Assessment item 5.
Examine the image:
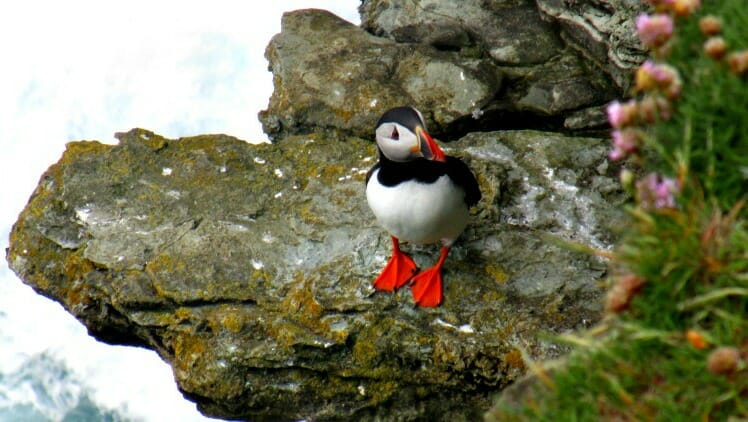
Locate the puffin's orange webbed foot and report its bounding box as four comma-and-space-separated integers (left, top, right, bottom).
373, 237, 418, 291
410, 267, 443, 307
409, 246, 449, 307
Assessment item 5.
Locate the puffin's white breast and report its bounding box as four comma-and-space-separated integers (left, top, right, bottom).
366, 169, 469, 246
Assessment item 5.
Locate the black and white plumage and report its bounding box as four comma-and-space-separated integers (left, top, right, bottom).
365, 106, 481, 307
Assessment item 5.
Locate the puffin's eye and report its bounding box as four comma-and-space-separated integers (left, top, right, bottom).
390, 127, 399, 141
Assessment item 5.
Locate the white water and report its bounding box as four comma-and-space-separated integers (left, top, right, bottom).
0, 2, 359, 420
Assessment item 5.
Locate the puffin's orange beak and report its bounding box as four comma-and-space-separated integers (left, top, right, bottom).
414, 126, 446, 162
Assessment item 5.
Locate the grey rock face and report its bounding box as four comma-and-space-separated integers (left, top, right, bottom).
536, 0, 647, 91
362, 0, 647, 91
8, 128, 624, 420
259, 9, 502, 141
261, 4, 645, 141
360, 0, 562, 65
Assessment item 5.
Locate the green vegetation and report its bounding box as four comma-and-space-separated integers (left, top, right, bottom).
490, 0, 747, 419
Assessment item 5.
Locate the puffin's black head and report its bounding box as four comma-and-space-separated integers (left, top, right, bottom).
375, 106, 446, 163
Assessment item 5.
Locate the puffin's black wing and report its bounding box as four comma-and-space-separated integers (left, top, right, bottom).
445, 156, 481, 207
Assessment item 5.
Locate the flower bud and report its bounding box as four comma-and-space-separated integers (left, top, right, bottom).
605, 283, 630, 313
619, 169, 635, 189
704, 37, 727, 61
728, 50, 748, 75
707, 347, 740, 375
605, 274, 646, 313
672, 0, 700, 17
618, 274, 647, 293
699, 16, 722, 36
686, 329, 708, 350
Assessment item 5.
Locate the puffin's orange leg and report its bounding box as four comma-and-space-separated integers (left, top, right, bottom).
410, 246, 449, 307
373, 237, 418, 291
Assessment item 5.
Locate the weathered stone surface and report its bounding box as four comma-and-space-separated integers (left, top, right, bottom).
360, 0, 562, 65
259, 9, 502, 141
261, 3, 644, 140
536, 0, 647, 92
362, 0, 647, 92
8, 128, 624, 420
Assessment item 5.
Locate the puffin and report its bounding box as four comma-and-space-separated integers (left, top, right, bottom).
366, 106, 481, 307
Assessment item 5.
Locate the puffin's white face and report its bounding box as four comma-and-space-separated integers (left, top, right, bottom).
374, 106, 446, 163
375, 122, 421, 162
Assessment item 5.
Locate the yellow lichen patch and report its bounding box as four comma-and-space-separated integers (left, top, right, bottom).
62, 253, 96, 308
355, 379, 400, 405
318, 164, 347, 185
63, 140, 109, 158
485, 264, 509, 284
147, 311, 182, 327
250, 268, 272, 283
65, 284, 90, 310
481, 291, 504, 302
63, 253, 94, 280
175, 307, 193, 323
281, 274, 324, 320
352, 338, 378, 367
352, 319, 395, 366
173, 332, 207, 373
145, 253, 188, 298
298, 203, 325, 225
136, 130, 167, 151
221, 310, 244, 333
502, 348, 526, 372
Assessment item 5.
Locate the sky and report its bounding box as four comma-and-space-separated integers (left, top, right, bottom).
0, 1, 360, 420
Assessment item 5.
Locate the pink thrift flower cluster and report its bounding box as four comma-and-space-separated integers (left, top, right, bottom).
636, 14, 674, 49
609, 129, 639, 161
636, 60, 682, 99
606, 100, 637, 129
636, 174, 680, 210
606, 0, 701, 206
606, 99, 643, 161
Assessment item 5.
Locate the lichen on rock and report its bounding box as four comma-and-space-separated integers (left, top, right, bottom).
7, 127, 623, 420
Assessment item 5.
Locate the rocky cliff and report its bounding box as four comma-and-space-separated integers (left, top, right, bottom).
261, 3, 645, 140
7, 2, 642, 420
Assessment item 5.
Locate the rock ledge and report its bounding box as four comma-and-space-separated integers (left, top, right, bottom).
7, 129, 623, 420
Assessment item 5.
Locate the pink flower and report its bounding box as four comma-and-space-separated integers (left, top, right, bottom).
636, 174, 680, 210
647, 61, 677, 84
636, 61, 681, 99
637, 61, 678, 88
606, 100, 638, 129
636, 14, 674, 48
609, 129, 639, 161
